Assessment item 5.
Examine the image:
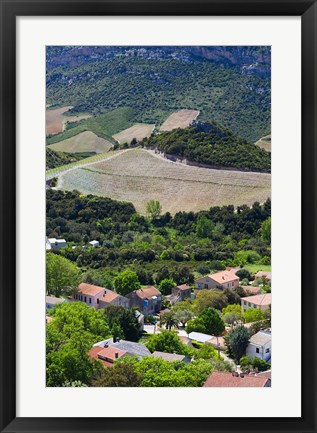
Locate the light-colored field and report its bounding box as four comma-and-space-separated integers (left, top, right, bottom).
255, 135, 271, 152
160, 109, 200, 131
46, 106, 91, 135
57, 148, 271, 214
48, 131, 113, 154
113, 124, 155, 144
46, 149, 127, 181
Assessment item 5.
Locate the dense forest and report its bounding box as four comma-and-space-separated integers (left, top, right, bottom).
142, 123, 271, 172
46, 46, 271, 142
46, 190, 271, 288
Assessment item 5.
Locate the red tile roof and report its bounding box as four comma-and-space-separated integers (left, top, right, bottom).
132, 287, 161, 299
241, 293, 272, 306
240, 286, 262, 295
209, 271, 239, 285
88, 347, 113, 367
203, 371, 269, 387
97, 346, 126, 361
101, 291, 120, 303
255, 271, 272, 280
78, 283, 105, 297
176, 284, 191, 291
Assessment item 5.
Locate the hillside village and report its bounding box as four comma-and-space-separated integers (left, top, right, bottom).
46, 263, 271, 387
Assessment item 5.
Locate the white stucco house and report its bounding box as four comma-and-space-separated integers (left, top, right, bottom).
246, 330, 271, 361
89, 240, 100, 248
47, 237, 67, 250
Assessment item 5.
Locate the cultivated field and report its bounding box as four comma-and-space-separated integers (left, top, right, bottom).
255, 135, 271, 152
46, 106, 91, 136
48, 131, 113, 154
57, 148, 271, 214
113, 124, 155, 144
160, 109, 200, 131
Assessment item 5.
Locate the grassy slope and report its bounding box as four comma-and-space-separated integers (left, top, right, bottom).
57, 148, 271, 214
48, 131, 113, 153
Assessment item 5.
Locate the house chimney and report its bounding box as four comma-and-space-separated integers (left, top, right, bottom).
115, 352, 119, 359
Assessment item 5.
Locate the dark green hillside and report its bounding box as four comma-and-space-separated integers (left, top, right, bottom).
46, 48, 270, 142
142, 124, 271, 173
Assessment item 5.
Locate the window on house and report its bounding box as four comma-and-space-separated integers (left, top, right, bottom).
266, 348, 270, 353
256, 348, 260, 353
89, 298, 91, 304
97, 299, 99, 304
84, 296, 86, 302
204, 284, 208, 289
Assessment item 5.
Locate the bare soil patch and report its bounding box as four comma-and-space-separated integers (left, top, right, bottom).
46, 106, 91, 136
160, 109, 200, 131
113, 124, 155, 144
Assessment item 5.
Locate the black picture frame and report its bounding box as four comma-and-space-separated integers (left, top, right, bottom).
0, 1, 316, 432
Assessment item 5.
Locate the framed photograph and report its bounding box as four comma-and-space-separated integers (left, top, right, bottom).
0, 0, 316, 432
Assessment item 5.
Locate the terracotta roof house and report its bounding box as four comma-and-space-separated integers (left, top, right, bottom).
74, 283, 107, 309
203, 371, 271, 387
171, 284, 192, 304
255, 271, 272, 281
98, 291, 130, 309
151, 351, 191, 363
241, 293, 272, 312
94, 338, 151, 358
74, 283, 128, 310
247, 330, 271, 361
88, 346, 127, 367
126, 287, 162, 315
195, 271, 239, 293
240, 286, 262, 296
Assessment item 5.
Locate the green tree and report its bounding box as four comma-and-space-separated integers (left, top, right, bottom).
146, 330, 189, 355
261, 217, 271, 243
46, 253, 81, 297
224, 326, 250, 362
174, 309, 194, 327
113, 269, 141, 296
196, 215, 214, 238
222, 304, 243, 326
94, 362, 144, 387
159, 311, 178, 330
185, 308, 225, 336
158, 278, 176, 295
199, 308, 225, 336
146, 200, 162, 219
194, 289, 227, 314
240, 355, 270, 372
104, 305, 140, 341
244, 308, 265, 323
